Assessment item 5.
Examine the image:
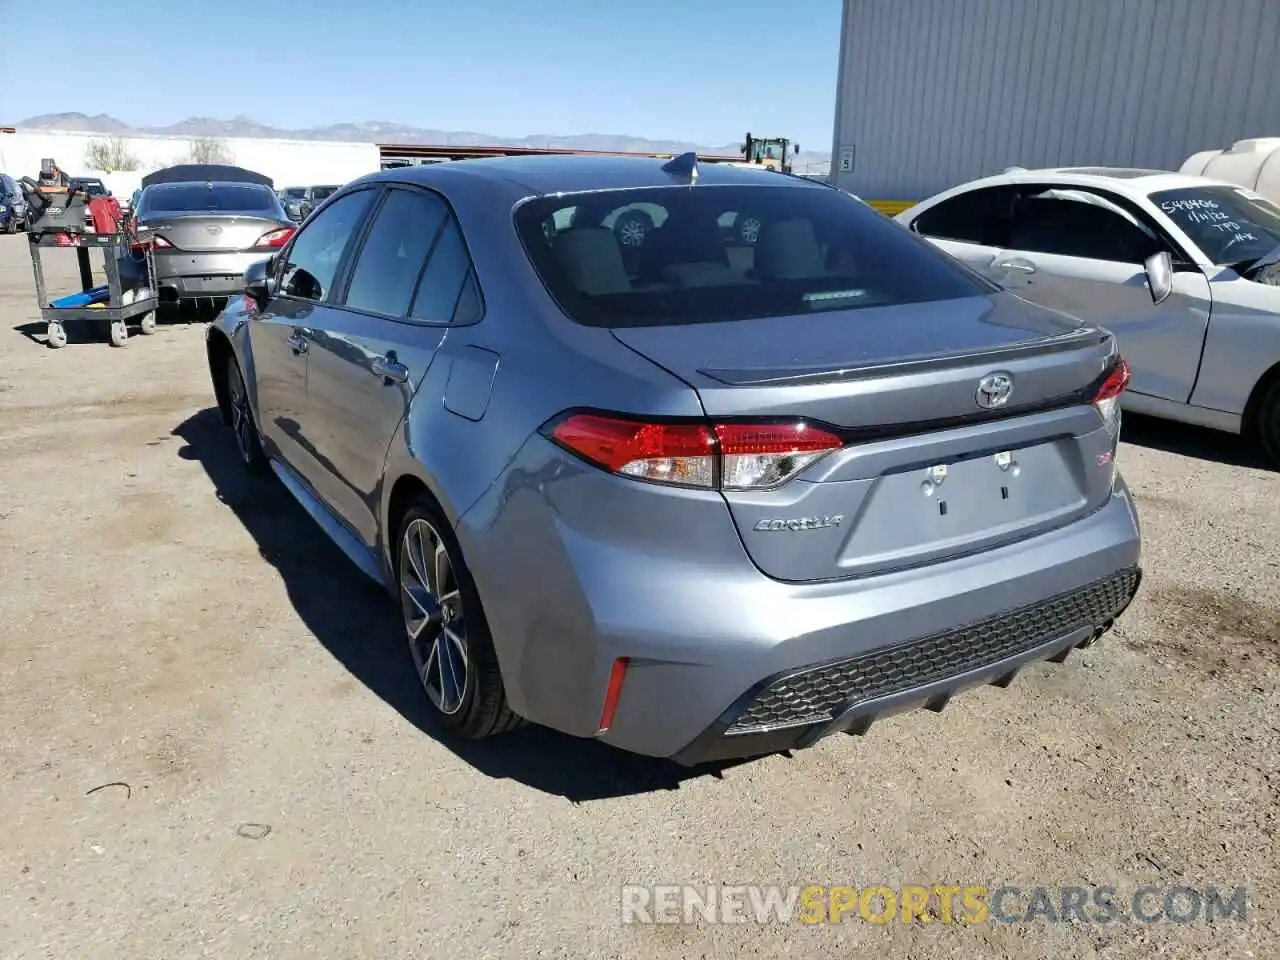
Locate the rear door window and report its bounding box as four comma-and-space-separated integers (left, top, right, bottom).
515, 183, 992, 327
343, 188, 447, 317
911, 186, 1017, 246
278, 189, 375, 302
409, 215, 482, 324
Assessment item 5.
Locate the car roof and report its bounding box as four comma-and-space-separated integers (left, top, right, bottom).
365, 154, 827, 197
956, 165, 1236, 197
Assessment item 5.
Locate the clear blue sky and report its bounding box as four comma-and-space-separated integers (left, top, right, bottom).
0, 0, 841, 150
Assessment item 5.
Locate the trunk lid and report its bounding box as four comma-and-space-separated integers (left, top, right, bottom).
611, 294, 1122, 582
141, 214, 285, 253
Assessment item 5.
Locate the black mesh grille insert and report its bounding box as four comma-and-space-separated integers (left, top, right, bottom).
727, 568, 1140, 735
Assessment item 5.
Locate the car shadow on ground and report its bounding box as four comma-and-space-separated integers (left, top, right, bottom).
1121, 412, 1271, 470
172, 407, 756, 801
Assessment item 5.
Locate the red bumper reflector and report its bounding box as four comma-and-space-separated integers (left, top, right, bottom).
597, 657, 630, 734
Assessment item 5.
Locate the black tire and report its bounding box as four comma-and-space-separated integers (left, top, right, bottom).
1257, 379, 1280, 467
397, 495, 520, 739
3, 216, 14, 234
225, 356, 267, 472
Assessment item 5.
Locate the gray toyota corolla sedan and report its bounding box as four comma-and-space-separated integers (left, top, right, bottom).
205, 154, 1142, 765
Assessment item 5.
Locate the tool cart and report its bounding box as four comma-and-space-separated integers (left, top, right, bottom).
22, 170, 158, 349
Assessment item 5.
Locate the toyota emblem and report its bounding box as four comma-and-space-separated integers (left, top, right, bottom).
206, 224, 222, 235
975, 372, 1014, 409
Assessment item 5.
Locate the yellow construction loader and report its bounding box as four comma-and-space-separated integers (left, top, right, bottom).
736, 133, 799, 173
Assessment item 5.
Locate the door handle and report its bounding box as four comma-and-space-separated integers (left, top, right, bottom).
370, 355, 409, 383
992, 257, 1037, 275
287, 330, 310, 354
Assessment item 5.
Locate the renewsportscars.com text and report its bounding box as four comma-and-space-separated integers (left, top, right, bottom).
620, 884, 1248, 925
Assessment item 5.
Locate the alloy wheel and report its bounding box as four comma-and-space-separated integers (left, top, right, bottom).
400, 518, 469, 716
617, 219, 648, 247
226, 363, 256, 464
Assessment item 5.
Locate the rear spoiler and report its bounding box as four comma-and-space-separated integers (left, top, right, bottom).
142, 164, 273, 188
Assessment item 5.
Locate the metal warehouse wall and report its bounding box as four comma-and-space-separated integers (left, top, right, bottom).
831, 0, 1280, 201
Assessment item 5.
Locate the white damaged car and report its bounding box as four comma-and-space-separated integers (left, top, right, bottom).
898, 167, 1280, 464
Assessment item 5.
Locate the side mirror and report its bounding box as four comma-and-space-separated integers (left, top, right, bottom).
1144, 250, 1173, 305
794, 143, 801, 154
243, 257, 272, 311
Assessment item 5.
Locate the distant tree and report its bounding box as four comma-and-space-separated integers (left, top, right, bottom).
183, 138, 235, 164
83, 137, 140, 173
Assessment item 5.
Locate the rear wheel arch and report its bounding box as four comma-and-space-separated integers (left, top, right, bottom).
386, 474, 432, 554
385, 474, 522, 737
207, 329, 234, 427
1243, 360, 1280, 462
383, 471, 459, 576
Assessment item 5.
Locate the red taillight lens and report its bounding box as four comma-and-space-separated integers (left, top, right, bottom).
1093, 357, 1131, 403
550, 413, 717, 487
1092, 357, 1130, 435
151, 234, 173, 248
254, 226, 295, 249
544, 412, 843, 489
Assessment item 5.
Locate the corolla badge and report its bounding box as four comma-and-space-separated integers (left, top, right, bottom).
754, 514, 844, 532
975, 371, 1014, 409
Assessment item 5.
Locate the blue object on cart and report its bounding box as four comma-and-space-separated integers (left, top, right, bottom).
49, 285, 110, 309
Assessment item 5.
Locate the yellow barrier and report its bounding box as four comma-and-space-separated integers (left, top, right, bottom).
867, 199, 916, 216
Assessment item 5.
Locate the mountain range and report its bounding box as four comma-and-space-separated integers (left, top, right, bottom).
12, 113, 833, 173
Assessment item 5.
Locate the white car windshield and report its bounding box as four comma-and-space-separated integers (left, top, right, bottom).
1152, 185, 1280, 266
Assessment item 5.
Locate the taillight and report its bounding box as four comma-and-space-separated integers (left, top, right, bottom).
542, 412, 844, 490
152, 235, 173, 248
1092, 357, 1131, 436
254, 226, 295, 249
548, 413, 717, 487
715, 421, 844, 490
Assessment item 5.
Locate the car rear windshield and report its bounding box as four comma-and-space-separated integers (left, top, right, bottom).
1151, 185, 1280, 265
282, 187, 307, 199
143, 182, 278, 214
514, 183, 993, 327
311, 186, 338, 199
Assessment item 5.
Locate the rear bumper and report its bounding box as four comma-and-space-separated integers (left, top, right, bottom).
463, 440, 1144, 764
153, 250, 264, 298
671, 565, 1140, 765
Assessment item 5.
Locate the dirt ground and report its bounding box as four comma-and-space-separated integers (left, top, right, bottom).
0, 234, 1276, 959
